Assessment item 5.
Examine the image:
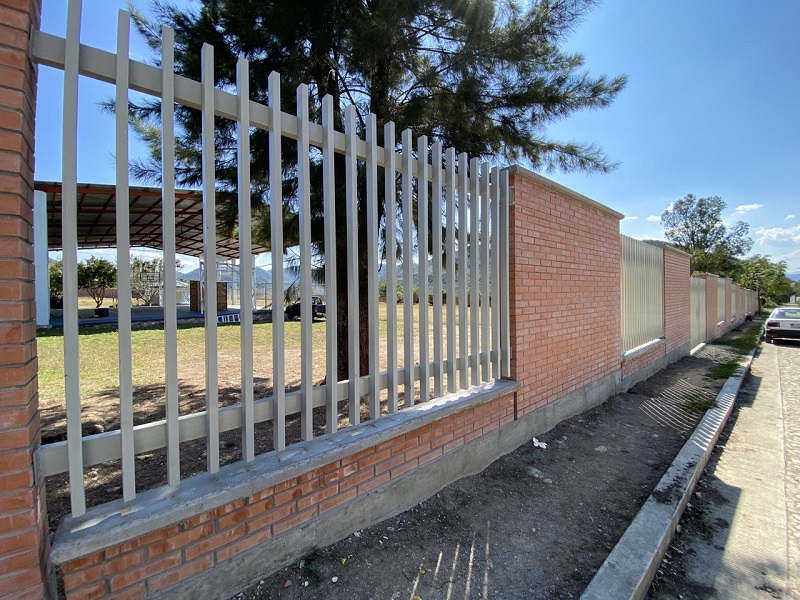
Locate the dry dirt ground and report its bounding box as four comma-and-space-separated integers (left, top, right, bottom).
224, 325, 758, 600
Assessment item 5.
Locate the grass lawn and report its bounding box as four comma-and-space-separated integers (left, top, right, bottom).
37, 302, 467, 438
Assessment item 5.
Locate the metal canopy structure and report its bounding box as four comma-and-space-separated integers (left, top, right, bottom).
36, 182, 269, 258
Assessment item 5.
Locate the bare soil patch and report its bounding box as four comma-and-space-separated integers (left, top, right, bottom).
225, 325, 758, 600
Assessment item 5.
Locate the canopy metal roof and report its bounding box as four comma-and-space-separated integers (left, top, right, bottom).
36, 182, 269, 259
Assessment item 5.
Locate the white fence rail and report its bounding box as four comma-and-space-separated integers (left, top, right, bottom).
32, 5, 511, 518
621, 236, 664, 352
690, 277, 706, 348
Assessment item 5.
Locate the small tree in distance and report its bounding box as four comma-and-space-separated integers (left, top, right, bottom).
77, 257, 117, 308
130, 257, 163, 306
736, 255, 794, 310
661, 194, 753, 275
49, 260, 63, 299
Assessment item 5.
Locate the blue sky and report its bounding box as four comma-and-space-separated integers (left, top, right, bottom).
34, 0, 800, 274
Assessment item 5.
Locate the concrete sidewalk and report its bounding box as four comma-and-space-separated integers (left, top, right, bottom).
686, 340, 794, 598
584, 335, 799, 600
661, 340, 793, 598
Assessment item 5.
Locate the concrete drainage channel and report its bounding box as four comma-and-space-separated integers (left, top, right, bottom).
580, 346, 757, 600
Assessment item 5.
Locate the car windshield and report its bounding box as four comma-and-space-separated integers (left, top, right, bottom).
772, 309, 800, 319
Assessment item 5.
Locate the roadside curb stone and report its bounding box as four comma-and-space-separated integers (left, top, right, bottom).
580, 344, 756, 600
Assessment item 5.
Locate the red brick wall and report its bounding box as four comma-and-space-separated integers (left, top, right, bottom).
58, 394, 515, 598
621, 342, 664, 380
0, 0, 48, 598
664, 248, 691, 354
507, 169, 622, 416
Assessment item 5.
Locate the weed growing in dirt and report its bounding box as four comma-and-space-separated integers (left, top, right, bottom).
707, 361, 740, 380
711, 325, 760, 354
680, 395, 717, 413
301, 548, 323, 585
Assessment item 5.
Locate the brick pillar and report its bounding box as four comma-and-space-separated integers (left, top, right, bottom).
506, 166, 622, 416
663, 247, 691, 354
0, 0, 49, 597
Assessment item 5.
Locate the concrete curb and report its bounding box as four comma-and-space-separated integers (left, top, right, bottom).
580, 346, 757, 600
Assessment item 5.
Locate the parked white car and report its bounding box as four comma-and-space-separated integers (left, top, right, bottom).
762, 306, 800, 343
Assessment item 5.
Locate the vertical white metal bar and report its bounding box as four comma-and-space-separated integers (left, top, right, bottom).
431, 142, 444, 398
457, 153, 469, 390
201, 44, 220, 472
237, 58, 255, 460
444, 148, 457, 393
500, 170, 511, 377
297, 83, 313, 441
417, 135, 429, 404
469, 157, 480, 386
479, 162, 490, 382
344, 105, 360, 424
268, 71, 286, 450
62, 0, 84, 517
322, 96, 338, 434
366, 113, 380, 419
490, 166, 501, 379
162, 27, 180, 486
622, 236, 629, 349
33, 191, 49, 327
402, 129, 415, 406
115, 10, 135, 502
384, 122, 398, 413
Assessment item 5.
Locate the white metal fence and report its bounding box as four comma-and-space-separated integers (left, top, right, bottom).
621, 236, 664, 352
690, 277, 706, 348
32, 4, 511, 518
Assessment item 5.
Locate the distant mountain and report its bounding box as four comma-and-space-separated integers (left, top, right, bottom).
788, 271, 800, 282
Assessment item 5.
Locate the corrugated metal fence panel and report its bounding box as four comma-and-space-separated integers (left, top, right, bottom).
717, 278, 726, 323
621, 235, 664, 352
690, 277, 706, 348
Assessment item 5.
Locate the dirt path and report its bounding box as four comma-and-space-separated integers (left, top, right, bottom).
228, 325, 758, 600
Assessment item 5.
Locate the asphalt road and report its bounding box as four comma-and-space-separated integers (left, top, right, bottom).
650, 337, 800, 600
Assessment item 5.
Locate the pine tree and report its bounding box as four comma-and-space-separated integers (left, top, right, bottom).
127, 0, 627, 379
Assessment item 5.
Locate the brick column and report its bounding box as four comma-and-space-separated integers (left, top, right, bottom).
0, 0, 48, 597
663, 247, 691, 354
507, 166, 622, 417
